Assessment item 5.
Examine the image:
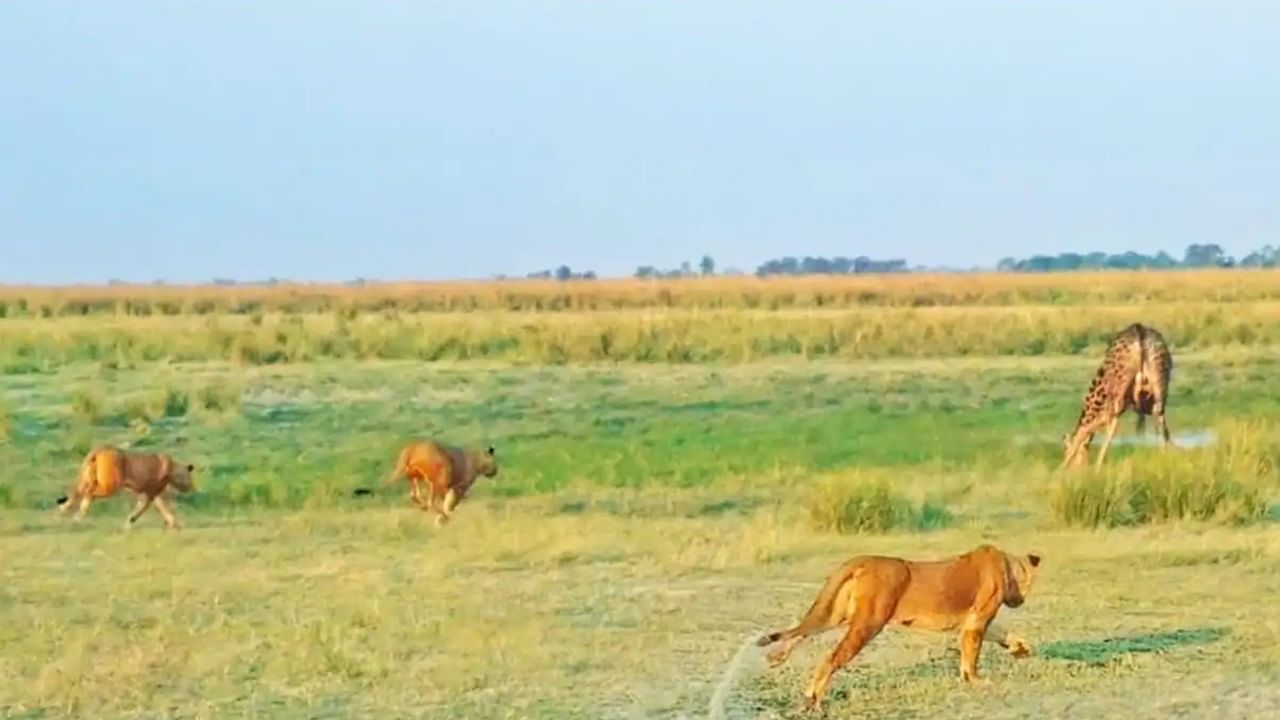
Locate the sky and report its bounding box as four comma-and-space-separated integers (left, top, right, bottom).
2, 2, 1278, 284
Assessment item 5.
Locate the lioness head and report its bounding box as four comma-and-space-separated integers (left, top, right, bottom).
471, 445, 498, 479
169, 461, 197, 493
1003, 552, 1042, 608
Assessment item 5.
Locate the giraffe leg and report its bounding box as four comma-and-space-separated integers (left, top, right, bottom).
1153, 387, 1173, 449
1094, 415, 1121, 467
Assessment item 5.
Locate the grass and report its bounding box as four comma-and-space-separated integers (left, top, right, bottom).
3, 509, 1280, 718
804, 471, 952, 533
3, 275, 1280, 717
4, 300, 1280, 370
5, 270, 1280, 318
1052, 423, 1276, 528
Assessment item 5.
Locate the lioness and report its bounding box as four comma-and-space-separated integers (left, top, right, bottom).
758, 544, 1042, 710
373, 439, 497, 526
56, 445, 197, 529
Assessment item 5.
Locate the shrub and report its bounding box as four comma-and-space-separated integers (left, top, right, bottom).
0, 400, 12, 444
805, 473, 951, 534
197, 382, 243, 418
70, 390, 106, 424
1052, 422, 1273, 528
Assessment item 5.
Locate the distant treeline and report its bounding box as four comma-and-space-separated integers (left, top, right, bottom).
998, 243, 1279, 272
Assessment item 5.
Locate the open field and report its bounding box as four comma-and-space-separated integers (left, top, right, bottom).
3, 274, 1280, 718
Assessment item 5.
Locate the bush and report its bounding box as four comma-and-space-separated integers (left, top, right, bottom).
805, 473, 951, 534
1052, 422, 1273, 528
197, 382, 243, 418
163, 387, 190, 418
70, 390, 106, 424
0, 400, 12, 444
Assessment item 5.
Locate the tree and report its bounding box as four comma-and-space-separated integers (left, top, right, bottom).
555, 265, 573, 281
699, 255, 716, 276
1183, 243, 1228, 268
634, 266, 658, 279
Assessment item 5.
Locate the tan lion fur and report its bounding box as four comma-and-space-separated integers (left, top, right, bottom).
56, 445, 196, 529
758, 543, 1042, 710
378, 439, 497, 526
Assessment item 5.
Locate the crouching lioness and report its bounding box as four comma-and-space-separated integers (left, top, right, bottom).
56, 445, 196, 529
758, 544, 1042, 710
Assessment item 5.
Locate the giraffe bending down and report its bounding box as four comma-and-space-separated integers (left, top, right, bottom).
1062, 323, 1173, 468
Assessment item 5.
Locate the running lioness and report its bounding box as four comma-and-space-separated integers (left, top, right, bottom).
758, 544, 1042, 710
371, 439, 498, 526
57, 445, 196, 529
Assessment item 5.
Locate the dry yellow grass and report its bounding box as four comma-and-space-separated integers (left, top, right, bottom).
3, 269, 1279, 318
3, 299, 1277, 368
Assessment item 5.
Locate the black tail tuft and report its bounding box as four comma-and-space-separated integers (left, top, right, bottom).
55, 495, 69, 506
352, 488, 374, 498
756, 632, 782, 647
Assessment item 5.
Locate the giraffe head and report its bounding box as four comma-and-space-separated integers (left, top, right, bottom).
1061, 429, 1090, 468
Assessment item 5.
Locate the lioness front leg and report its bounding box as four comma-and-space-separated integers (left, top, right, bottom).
959, 615, 993, 682
984, 619, 1031, 658
153, 494, 181, 530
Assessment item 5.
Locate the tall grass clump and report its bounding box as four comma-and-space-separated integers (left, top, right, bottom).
162, 387, 191, 417
805, 472, 951, 534
70, 389, 106, 424
0, 399, 12, 444
196, 382, 243, 419
1052, 422, 1274, 528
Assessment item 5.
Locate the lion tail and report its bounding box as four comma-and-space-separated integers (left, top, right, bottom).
382, 445, 412, 487
755, 565, 854, 647
58, 449, 100, 506
352, 445, 412, 498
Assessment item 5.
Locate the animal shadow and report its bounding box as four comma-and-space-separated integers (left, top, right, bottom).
1041, 627, 1228, 666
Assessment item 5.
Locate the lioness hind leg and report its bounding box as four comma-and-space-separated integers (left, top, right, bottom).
435, 488, 458, 527
74, 495, 93, 521
803, 618, 885, 711
765, 635, 806, 668
56, 490, 79, 516
124, 494, 155, 530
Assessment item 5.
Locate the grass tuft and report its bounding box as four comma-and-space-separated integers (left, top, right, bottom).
805, 472, 951, 534
1052, 422, 1274, 528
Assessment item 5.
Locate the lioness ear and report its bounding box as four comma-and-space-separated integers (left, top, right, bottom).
187, 464, 195, 473
1028, 553, 1042, 568
487, 445, 495, 456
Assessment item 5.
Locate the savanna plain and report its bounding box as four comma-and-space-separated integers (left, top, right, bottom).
2, 272, 1280, 719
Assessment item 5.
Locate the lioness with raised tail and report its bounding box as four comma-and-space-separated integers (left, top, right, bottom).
364, 439, 497, 526
56, 445, 197, 529
758, 544, 1041, 711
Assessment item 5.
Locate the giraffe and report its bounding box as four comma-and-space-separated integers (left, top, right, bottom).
1062, 323, 1173, 468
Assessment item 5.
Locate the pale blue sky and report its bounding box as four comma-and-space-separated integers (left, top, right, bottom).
2, 2, 1278, 283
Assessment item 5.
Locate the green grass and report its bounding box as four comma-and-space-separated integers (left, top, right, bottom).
2, 348, 1279, 717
